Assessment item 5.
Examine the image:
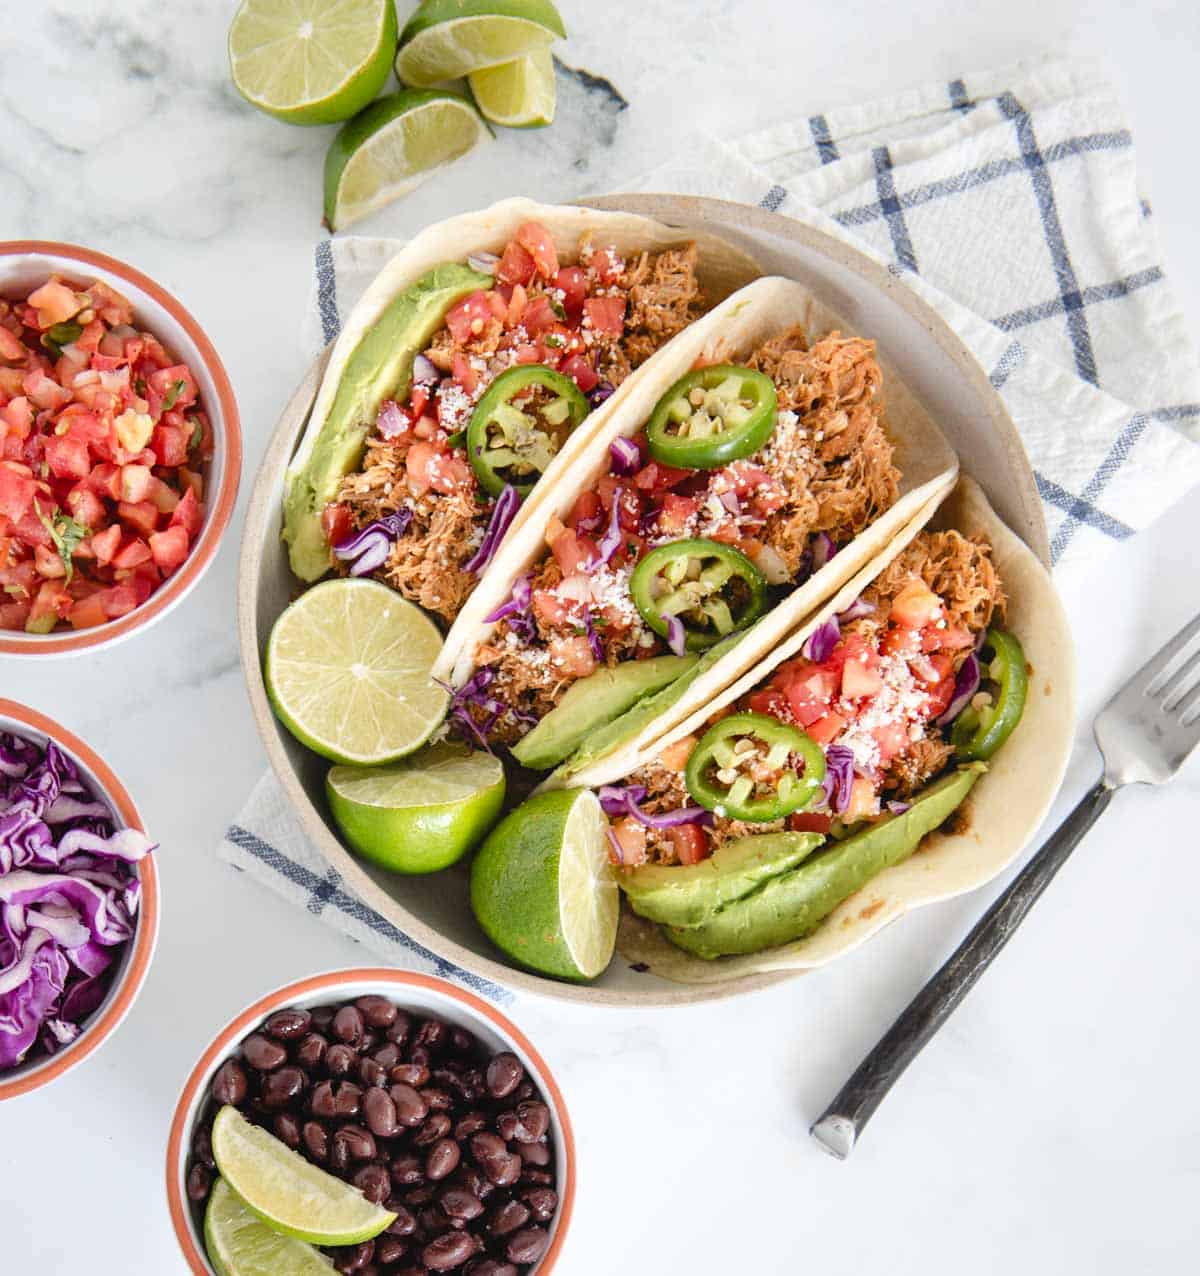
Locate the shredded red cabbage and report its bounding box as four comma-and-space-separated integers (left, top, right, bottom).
605, 828, 625, 864
802, 617, 841, 663
333, 509, 412, 577
483, 575, 536, 643
595, 489, 624, 567
609, 437, 643, 475
820, 744, 857, 815
0, 731, 156, 1071
587, 380, 616, 409
935, 652, 981, 726
887, 800, 912, 815
664, 615, 686, 657
465, 485, 520, 575
837, 598, 876, 623
598, 784, 648, 815
583, 611, 604, 663
597, 784, 712, 829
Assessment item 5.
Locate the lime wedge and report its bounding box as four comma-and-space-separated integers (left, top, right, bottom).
470, 48, 556, 128
396, 0, 565, 87
211, 1107, 395, 1247
327, 741, 506, 874
228, 0, 397, 126
264, 578, 450, 765
324, 90, 489, 230
204, 1177, 333, 1276
470, 788, 617, 980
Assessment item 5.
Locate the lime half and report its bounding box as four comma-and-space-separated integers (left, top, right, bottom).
470, 788, 617, 980
265, 578, 449, 765
324, 90, 489, 230
470, 48, 556, 128
228, 0, 398, 126
327, 741, 506, 874
211, 1106, 395, 1247
396, 0, 565, 87
204, 1177, 333, 1276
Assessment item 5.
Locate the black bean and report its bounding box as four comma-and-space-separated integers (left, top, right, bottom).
364, 1086, 400, 1138
519, 1169, 553, 1187
469, 1132, 505, 1172
425, 1137, 461, 1181
515, 1140, 550, 1167
414, 1019, 447, 1052
353, 1163, 392, 1205
212, 1059, 249, 1107
414, 1113, 452, 1148
491, 1156, 521, 1188
356, 995, 398, 1029
405, 1185, 435, 1208
390, 1083, 429, 1127
420, 1087, 453, 1113
192, 1127, 216, 1171
406, 1045, 432, 1071
422, 1230, 478, 1271
453, 1112, 487, 1141
377, 1236, 408, 1265
494, 1112, 518, 1143
391, 1063, 430, 1087
333, 1005, 365, 1045
334, 1124, 377, 1162
386, 1011, 412, 1048
505, 1227, 548, 1266
386, 1205, 418, 1236
512, 1081, 534, 1102
295, 1032, 329, 1072
303, 1121, 330, 1163
520, 1187, 557, 1224
511, 1102, 549, 1144
359, 1057, 388, 1089
310, 1005, 335, 1031
372, 1041, 401, 1070
465, 1262, 517, 1276
310, 1080, 338, 1118
419, 1205, 452, 1238
452, 1166, 492, 1202
186, 1163, 212, 1202
327, 1043, 358, 1077
273, 1112, 302, 1149
261, 1066, 306, 1109
448, 1027, 475, 1056
333, 1081, 364, 1118
242, 1033, 287, 1071
484, 1053, 522, 1100
390, 1153, 424, 1187
439, 1186, 483, 1223
486, 1199, 529, 1238
394, 1267, 429, 1276
264, 1008, 311, 1041
333, 1239, 375, 1272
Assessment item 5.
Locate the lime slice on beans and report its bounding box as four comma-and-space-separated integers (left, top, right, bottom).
204, 1177, 333, 1276
470, 788, 617, 980
469, 48, 557, 128
228, 0, 398, 126
326, 742, 506, 874
211, 1106, 395, 1246
264, 579, 450, 766
395, 0, 565, 87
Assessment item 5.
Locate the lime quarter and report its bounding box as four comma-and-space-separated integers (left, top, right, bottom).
264, 578, 449, 766
324, 90, 489, 231
228, 0, 398, 126
396, 0, 565, 88
470, 788, 617, 980
204, 1176, 334, 1276
211, 1106, 395, 1247
327, 741, 506, 874
470, 48, 556, 128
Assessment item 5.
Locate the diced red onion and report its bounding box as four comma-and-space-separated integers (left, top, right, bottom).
664, 615, 686, 657
810, 532, 836, 572
575, 506, 603, 534
820, 744, 856, 815
802, 617, 840, 663
887, 801, 912, 815
464, 484, 520, 574
377, 399, 408, 439
935, 652, 981, 726
837, 598, 876, 623
595, 488, 624, 567
719, 490, 740, 515
609, 437, 643, 475
588, 380, 616, 409
467, 251, 500, 275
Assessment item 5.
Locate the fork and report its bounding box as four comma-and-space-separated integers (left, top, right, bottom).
810, 610, 1200, 1160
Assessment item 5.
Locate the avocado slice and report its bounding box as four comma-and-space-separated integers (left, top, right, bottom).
550, 629, 748, 783
621, 831, 825, 929
511, 654, 698, 771
665, 765, 984, 959
283, 262, 491, 582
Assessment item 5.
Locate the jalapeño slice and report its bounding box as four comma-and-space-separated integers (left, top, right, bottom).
685, 712, 826, 822
467, 365, 590, 498
630, 538, 766, 651
951, 628, 1028, 761
646, 365, 778, 470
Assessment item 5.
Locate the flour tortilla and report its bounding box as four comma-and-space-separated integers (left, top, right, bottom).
463, 272, 959, 776
610, 476, 1076, 984
284, 196, 760, 571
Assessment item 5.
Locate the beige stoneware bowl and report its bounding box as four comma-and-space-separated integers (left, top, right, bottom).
238, 195, 1066, 1006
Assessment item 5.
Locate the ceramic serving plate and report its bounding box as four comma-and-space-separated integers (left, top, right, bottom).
238, 195, 1061, 1007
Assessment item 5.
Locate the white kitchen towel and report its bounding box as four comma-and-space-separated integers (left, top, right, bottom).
223, 57, 1200, 983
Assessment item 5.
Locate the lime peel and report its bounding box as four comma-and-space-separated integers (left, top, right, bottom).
396, 0, 566, 87
204, 1177, 334, 1276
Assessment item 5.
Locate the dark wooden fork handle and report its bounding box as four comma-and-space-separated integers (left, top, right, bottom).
810, 777, 1116, 1159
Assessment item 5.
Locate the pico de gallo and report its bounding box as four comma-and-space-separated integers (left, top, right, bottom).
0, 276, 210, 634
604, 529, 1025, 868
468, 324, 900, 748
329, 220, 709, 624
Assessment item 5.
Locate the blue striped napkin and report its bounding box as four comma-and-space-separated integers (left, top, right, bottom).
221, 58, 1200, 990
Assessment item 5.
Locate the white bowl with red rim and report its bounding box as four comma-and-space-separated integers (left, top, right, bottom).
166, 968, 576, 1275
0, 241, 242, 656
0, 698, 160, 1099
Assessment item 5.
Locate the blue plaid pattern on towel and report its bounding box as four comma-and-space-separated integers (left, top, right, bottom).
223, 59, 1200, 989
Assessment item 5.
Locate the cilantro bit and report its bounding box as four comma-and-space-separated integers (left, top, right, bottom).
39, 510, 89, 583
163, 378, 188, 411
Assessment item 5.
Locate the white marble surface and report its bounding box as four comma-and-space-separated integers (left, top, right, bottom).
4, 2, 1200, 1273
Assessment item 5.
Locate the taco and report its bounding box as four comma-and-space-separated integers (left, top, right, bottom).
281, 198, 760, 607
573, 478, 1073, 984
436, 275, 958, 772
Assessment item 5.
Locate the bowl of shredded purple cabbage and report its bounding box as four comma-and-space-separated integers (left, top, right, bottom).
0, 704, 159, 1098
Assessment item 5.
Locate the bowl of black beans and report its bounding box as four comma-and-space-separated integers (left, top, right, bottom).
167, 969, 573, 1276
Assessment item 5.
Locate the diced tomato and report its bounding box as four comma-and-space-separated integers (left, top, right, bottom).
496, 241, 536, 287
28, 280, 81, 327
119, 464, 153, 503
13, 508, 52, 549
657, 493, 699, 535
101, 583, 139, 618
609, 816, 646, 867
117, 500, 159, 537
669, 824, 710, 866
42, 434, 89, 480
520, 295, 558, 336
879, 625, 915, 658
505, 283, 528, 327
170, 486, 204, 538
660, 735, 697, 772
782, 667, 839, 726
0, 463, 37, 521
445, 291, 495, 345
789, 812, 833, 835
921, 622, 974, 652
89, 524, 122, 565
148, 365, 197, 410
34, 544, 65, 578
558, 354, 598, 394
747, 687, 790, 719
531, 589, 571, 627
551, 529, 597, 576
450, 353, 480, 397
890, 580, 943, 628
515, 222, 559, 278
590, 246, 623, 286
68, 593, 109, 630
633, 461, 691, 492
841, 655, 884, 700
0, 598, 32, 629
112, 537, 153, 569
0, 327, 26, 363
23, 368, 71, 411
65, 484, 106, 529
806, 712, 848, 746
844, 778, 878, 822
569, 490, 602, 532
178, 467, 204, 501
871, 721, 909, 764
552, 267, 588, 312
149, 524, 189, 573
29, 580, 72, 628
89, 281, 134, 328
583, 296, 626, 337
75, 318, 105, 354
513, 343, 544, 365
0, 397, 33, 438
547, 634, 596, 678
151, 422, 190, 467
